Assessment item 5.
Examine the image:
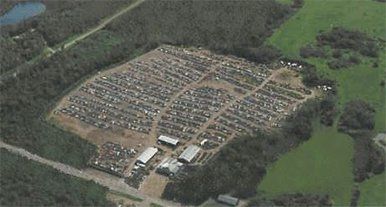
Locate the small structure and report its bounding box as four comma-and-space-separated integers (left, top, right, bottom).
373, 133, 386, 151
217, 194, 239, 206
136, 147, 158, 165
156, 157, 183, 176
158, 135, 179, 147
178, 145, 200, 163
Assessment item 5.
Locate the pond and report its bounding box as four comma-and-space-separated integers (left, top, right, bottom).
0, 2, 46, 26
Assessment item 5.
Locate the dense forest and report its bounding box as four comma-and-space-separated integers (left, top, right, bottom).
339, 100, 376, 133
0, 149, 113, 206
0, 0, 130, 73
106, 0, 291, 61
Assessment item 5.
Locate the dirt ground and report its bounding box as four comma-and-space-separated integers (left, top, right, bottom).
107, 192, 140, 207
140, 172, 169, 198
51, 113, 150, 149
271, 68, 303, 88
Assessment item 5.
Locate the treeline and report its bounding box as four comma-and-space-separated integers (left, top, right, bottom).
0, 0, 18, 15
106, 0, 292, 63
162, 96, 334, 205
1, 0, 130, 46
299, 27, 382, 70
339, 100, 376, 133
0, 149, 113, 206
249, 193, 333, 207
338, 100, 385, 182
0, 30, 46, 73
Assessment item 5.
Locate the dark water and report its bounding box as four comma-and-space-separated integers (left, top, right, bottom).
0, 2, 46, 26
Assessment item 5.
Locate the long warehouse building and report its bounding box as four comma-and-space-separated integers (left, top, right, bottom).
136, 147, 158, 165
157, 135, 179, 147
178, 145, 200, 163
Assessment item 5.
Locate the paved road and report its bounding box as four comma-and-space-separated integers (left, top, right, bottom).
0, 0, 145, 83
0, 141, 184, 207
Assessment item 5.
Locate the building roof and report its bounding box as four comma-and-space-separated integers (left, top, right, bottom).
217, 194, 239, 206
374, 133, 386, 140
156, 157, 183, 175
178, 145, 200, 163
158, 135, 179, 146
136, 147, 158, 164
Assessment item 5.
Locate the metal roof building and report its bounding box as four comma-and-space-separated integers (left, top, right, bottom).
158, 135, 179, 146
156, 157, 183, 176
136, 147, 158, 165
178, 145, 200, 163
217, 194, 239, 206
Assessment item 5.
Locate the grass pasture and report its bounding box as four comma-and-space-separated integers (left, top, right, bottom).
258, 1, 385, 205
258, 125, 354, 206
268, 0, 386, 131
359, 172, 386, 206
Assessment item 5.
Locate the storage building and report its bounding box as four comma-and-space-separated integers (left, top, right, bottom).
178, 145, 200, 163
136, 147, 158, 165
156, 157, 183, 176
217, 194, 239, 206
158, 135, 179, 147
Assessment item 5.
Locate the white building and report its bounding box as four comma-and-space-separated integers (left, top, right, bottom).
157, 135, 179, 147
156, 157, 183, 176
217, 194, 239, 206
136, 147, 158, 165
178, 145, 200, 163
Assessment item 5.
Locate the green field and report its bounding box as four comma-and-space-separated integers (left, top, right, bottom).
268, 0, 386, 131
258, 125, 354, 206
359, 173, 386, 206
259, 0, 385, 205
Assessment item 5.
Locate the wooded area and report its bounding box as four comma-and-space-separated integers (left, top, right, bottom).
0, 149, 113, 206
0, 0, 130, 73
299, 27, 383, 70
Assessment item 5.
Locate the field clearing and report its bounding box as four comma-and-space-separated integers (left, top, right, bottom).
258, 124, 354, 206
359, 172, 386, 206
259, 0, 385, 205
268, 0, 386, 131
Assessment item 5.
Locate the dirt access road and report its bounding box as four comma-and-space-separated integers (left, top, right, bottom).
0, 0, 145, 82
0, 140, 186, 207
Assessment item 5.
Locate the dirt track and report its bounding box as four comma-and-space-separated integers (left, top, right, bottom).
0, 140, 185, 207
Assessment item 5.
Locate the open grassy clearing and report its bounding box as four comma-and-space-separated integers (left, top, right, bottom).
259, 0, 385, 205
268, 0, 386, 131
359, 172, 386, 206
258, 124, 354, 206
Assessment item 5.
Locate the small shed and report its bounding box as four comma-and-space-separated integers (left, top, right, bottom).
217, 194, 239, 206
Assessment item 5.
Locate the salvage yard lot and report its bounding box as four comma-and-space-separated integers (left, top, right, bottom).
49, 44, 314, 197
50, 45, 313, 152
